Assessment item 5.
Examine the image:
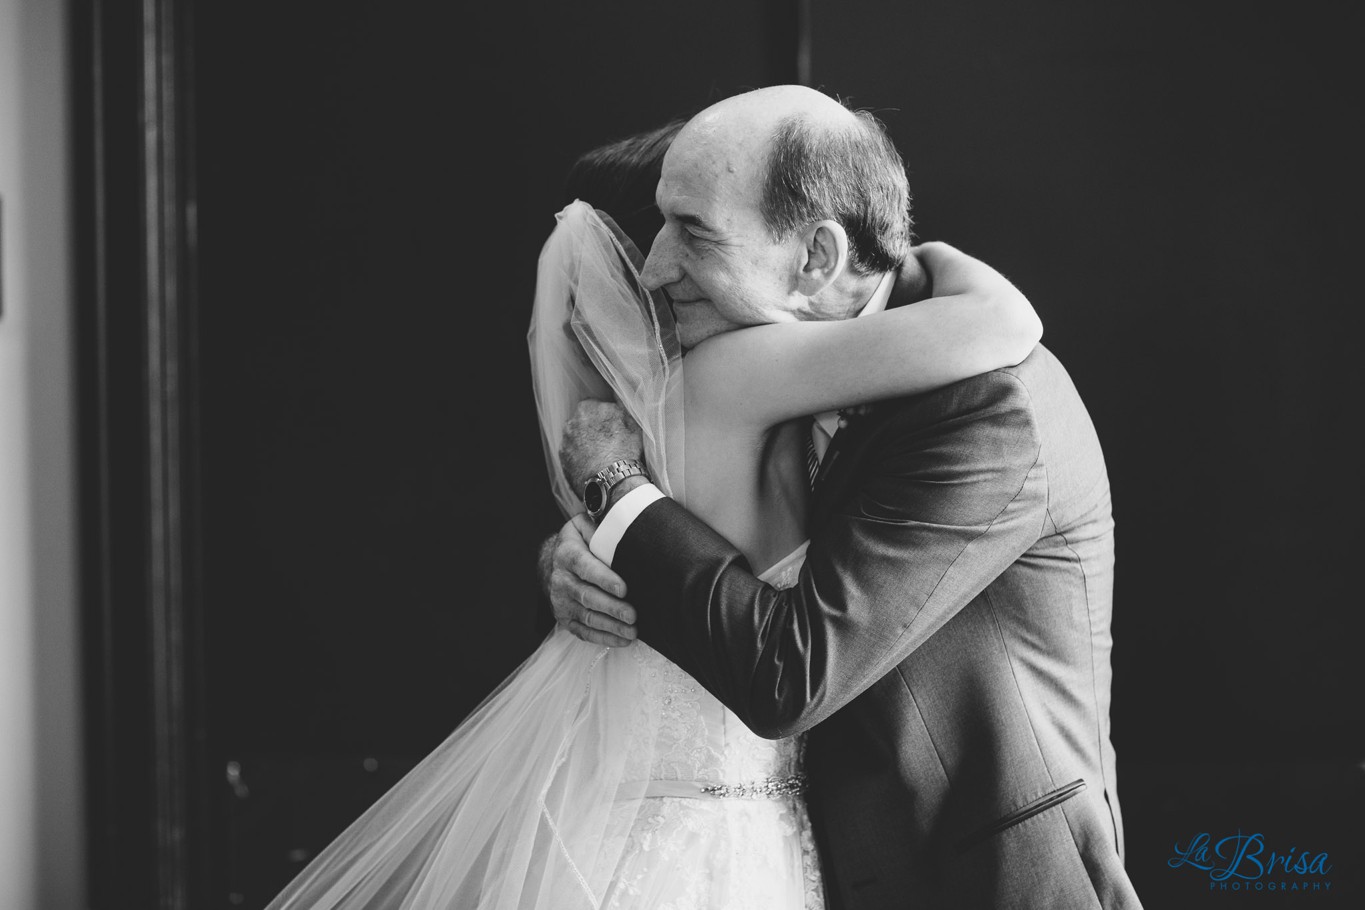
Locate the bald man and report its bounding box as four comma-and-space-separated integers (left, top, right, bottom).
546, 86, 1141, 910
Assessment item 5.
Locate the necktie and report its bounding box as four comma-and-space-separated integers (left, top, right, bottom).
807, 411, 842, 491
805, 423, 821, 490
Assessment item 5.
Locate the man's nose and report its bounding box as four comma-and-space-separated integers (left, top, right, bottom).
640, 228, 679, 291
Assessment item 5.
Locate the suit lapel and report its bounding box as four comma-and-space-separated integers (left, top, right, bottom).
809, 411, 873, 531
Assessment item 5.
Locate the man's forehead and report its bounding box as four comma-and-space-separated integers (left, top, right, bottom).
658, 137, 761, 224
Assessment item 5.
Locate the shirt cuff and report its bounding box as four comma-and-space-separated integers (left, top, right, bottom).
589, 483, 665, 567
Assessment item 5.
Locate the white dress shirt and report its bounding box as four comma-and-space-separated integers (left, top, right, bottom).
590, 271, 897, 567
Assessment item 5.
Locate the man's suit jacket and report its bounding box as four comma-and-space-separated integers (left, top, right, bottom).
612, 344, 1142, 909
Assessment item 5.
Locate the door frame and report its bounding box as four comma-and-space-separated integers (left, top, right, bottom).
74, 0, 207, 906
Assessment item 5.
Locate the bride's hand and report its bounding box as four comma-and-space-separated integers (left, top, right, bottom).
540, 514, 639, 648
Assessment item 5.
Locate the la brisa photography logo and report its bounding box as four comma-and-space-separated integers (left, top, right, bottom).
1168, 830, 1333, 894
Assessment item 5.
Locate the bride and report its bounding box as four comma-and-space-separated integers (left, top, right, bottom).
265, 121, 1040, 909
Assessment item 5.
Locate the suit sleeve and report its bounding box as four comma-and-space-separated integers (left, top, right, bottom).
614, 370, 1047, 739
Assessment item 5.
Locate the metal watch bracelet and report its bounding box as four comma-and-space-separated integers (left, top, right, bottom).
583, 458, 648, 521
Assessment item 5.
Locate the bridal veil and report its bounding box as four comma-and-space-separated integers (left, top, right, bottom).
265, 202, 685, 909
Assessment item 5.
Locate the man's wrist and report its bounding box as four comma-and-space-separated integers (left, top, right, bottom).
573, 453, 639, 496
589, 482, 665, 566
582, 457, 649, 522
605, 475, 649, 514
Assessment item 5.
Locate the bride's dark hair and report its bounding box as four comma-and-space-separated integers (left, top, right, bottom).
563, 119, 686, 254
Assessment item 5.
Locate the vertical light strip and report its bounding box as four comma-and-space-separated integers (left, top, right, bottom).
142, 0, 196, 905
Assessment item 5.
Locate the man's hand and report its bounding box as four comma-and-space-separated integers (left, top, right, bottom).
560, 400, 643, 491
540, 513, 639, 648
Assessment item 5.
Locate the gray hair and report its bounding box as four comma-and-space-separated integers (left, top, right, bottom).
760, 109, 913, 275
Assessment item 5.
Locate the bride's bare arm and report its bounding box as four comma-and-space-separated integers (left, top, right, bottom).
683, 242, 1042, 429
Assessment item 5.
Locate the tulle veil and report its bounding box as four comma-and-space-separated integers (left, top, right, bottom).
265, 202, 685, 909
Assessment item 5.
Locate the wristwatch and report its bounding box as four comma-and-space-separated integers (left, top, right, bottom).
583, 458, 649, 522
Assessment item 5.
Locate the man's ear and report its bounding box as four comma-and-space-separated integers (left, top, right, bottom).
795, 220, 850, 296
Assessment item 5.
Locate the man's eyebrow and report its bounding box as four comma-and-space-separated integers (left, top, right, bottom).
656, 189, 719, 233
676, 212, 717, 233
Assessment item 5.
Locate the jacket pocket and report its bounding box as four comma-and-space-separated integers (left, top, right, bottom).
954, 779, 1087, 855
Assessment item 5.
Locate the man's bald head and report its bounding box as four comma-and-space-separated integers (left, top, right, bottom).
677, 85, 859, 161
672, 85, 913, 276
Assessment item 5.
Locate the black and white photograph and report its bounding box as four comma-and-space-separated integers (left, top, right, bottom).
1, 0, 1360, 908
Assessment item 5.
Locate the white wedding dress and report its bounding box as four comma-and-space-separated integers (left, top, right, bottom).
264, 203, 826, 909
597, 542, 822, 909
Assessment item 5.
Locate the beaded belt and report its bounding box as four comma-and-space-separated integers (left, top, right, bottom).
701, 774, 807, 799
618, 774, 807, 801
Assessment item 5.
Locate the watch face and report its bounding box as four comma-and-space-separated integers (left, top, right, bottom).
584, 480, 605, 515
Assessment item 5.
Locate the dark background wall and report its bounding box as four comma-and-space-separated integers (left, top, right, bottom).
189, 1, 1361, 906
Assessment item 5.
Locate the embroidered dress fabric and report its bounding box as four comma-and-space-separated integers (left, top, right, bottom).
599, 542, 824, 910
264, 202, 823, 908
